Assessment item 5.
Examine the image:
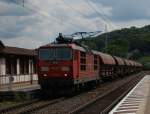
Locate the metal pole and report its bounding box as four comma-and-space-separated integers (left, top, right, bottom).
23, 0, 24, 7
105, 24, 108, 53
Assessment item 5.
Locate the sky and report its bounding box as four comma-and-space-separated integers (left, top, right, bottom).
0, 0, 150, 49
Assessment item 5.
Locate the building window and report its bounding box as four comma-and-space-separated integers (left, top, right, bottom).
24, 60, 29, 74
20, 59, 29, 74
80, 52, 86, 71
94, 55, 98, 70
6, 58, 17, 75
20, 60, 24, 74
33, 59, 37, 74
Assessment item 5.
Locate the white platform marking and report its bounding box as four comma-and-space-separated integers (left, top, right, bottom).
109, 75, 150, 114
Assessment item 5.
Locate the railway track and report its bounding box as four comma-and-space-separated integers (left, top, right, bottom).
0, 97, 65, 114
68, 72, 145, 114
29, 72, 145, 114
0, 99, 39, 113
0, 72, 146, 114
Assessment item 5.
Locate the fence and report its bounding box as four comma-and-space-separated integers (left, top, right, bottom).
0, 74, 38, 87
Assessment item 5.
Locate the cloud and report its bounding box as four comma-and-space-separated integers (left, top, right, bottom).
0, 1, 31, 16
93, 0, 150, 22
2, 36, 44, 49
0, 0, 150, 48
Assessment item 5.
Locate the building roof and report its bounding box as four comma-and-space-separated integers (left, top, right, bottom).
0, 46, 37, 56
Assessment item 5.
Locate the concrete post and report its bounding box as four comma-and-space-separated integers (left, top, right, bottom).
0, 58, 6, 89
17, 58, 20, 75
0, 58, 6, 75
0, 58, 2, 76
29, 60, 31, 74
29, 60, 33, 84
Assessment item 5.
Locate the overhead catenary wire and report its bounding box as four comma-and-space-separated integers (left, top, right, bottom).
86, 0, 112, 29
10, 0, 80, 32
60, 0, 88, 17
60, 0, 103, 33
60, 0, 104, 33
20, 0, 101, 33
85, 0, 116, 30
4, 0, 114, 36
60, 0, 115, 32
83, 0, 115, 52
24, 0, 105, 33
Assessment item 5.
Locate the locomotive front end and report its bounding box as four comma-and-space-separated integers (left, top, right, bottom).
38, 45, 74, 92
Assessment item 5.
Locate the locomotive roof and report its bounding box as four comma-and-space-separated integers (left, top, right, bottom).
113, 56, 125, 65
40, 43, 86, 52
92, 50, 116, 65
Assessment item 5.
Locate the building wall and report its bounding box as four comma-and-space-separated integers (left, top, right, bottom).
0, 56, 38, 88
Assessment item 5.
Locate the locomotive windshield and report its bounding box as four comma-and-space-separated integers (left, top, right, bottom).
39, 48, 55, 60
39, 48, 72, 60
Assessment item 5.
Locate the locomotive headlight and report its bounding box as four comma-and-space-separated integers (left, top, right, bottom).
41, 67, 49, 72
61, 66, 70, 71
43, 74, 47, 77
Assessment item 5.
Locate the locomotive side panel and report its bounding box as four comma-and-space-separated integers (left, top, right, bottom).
74, 51, 99, 84
72, 50, 79, 79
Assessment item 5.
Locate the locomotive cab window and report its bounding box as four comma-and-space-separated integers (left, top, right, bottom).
39, 48, 72, 60
80, 52, 86, 71
39, 49, 54, 60
56, 48, 72, 60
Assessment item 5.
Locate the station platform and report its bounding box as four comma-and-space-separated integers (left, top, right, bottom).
0, 82, 41, 101
109, 75, 150, 114
0, 82, 40, 92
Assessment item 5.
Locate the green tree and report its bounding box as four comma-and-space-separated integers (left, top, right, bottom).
107, 39, 129, 57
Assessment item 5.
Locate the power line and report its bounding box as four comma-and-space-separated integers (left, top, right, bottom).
60, 0, 88, 17
85, 0, 116, 30
61, 0, 111, 30
5, 0, 109, 35
60, 0, 104, 32
86, 0, 111, 28
11, 0, 79, 32
84, 0, 115, 52
11, 0, 60, 22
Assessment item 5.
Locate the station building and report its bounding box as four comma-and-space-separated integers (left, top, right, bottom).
0, 40, 38, 91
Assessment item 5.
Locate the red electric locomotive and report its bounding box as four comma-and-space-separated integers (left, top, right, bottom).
38, 34, 99, 94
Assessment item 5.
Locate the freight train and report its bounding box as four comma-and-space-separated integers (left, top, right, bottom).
38, 33, 143, 95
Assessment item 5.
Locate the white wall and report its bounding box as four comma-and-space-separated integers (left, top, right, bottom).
0, 58, 6, 75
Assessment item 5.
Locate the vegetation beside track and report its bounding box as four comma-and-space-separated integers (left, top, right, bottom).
78, 25, 150, 69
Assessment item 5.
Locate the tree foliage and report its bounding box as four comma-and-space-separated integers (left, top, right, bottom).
78, 25, 150, 69
107, 39, 129, 57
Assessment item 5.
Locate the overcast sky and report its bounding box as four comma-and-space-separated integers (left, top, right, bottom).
0, 0, 150, 48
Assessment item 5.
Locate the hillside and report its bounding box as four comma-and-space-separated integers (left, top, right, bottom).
80, 25, 150, 69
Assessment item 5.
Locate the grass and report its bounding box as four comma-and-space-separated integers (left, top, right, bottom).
139, 56, 150, 70
0, 92, 31, 108
0, 101, 19, 108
